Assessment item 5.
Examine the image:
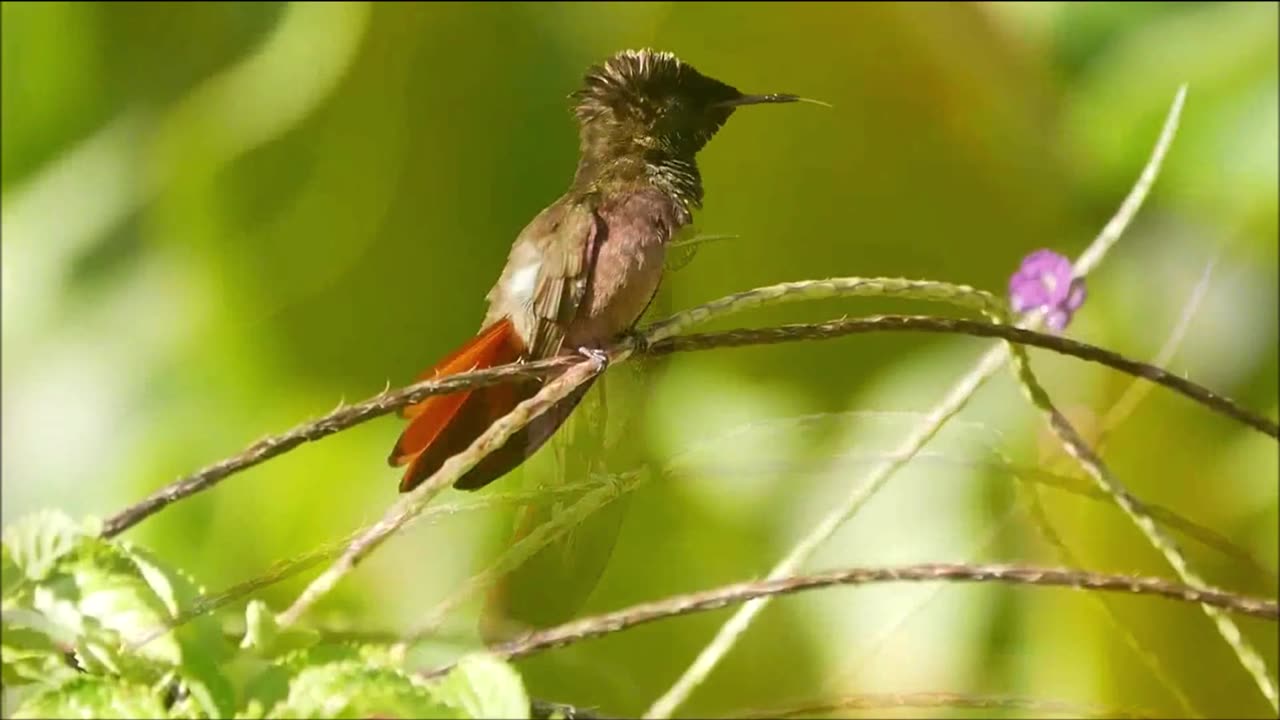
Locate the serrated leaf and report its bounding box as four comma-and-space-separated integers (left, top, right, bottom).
2, 510, 93, 583
115, 542, 236, 718
267, 660, 461, 719
11, 527, 235, 716
70, 620, 163, 682
1, 619, 79, 686
240, 639, 408, 713
2, 517, 236, 716
70, 546, 184, 667
279, 641, 406, 672
12, 675, 170, 719
120, 543, 200, 618
31, 575, 88, 637
431, 653, 530, 720
73, 633, 126, 676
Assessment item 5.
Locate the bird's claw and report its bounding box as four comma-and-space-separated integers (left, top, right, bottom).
576, 346, 610, 372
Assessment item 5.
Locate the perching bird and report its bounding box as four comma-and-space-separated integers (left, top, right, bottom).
389, 48, 815, 493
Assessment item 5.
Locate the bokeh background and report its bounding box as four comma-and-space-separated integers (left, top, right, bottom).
3, 2, 1277, 717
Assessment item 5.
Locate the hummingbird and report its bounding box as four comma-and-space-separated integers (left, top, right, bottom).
389, 48, 815, 494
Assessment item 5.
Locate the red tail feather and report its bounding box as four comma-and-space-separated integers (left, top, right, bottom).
397, 319, 517, 422
391, 317, 601, 493
391, 318, 528, 492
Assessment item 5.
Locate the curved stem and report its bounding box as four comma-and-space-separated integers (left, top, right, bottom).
420, 561, 1277, 680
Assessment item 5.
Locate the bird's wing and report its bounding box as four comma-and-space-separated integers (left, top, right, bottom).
485, 196, 601, 359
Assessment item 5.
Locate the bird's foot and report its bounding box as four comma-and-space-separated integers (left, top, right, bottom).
576, 346, 610, 372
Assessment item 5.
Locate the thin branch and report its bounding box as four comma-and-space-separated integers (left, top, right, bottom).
99, 357, 576, 538
100, 309, 1275, 540
727, 692, 1151, 719
143, 431, 1269, 648
645, 316, 1277, 438
97, 277, 1005, 539
419, 562, 1277, 680
132, 485, 611, 647
644, 86, 1189, 719
532, 692, 1153, 720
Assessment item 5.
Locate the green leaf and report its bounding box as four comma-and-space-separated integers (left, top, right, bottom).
267, 660, 461, 719
11, 675, 169, 719
278, 641, 406, 672
119, 542, 201, 618
69, 619, 165, 682
2, 510, 94, 584
68, 543, 185, 667
241, 640, 405, 713
73, 536, 235, 717
116, 542, 236, 718
22, 569, 168, 686
4, 520, 237, 718
30, 574, 88, 641
1, 618, 79, 686
431, 653, 531, 720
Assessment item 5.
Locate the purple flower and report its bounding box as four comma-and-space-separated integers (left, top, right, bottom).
1008, 249, 1086, 332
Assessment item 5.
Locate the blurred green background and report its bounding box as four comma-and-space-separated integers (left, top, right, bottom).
2, 1, 1277, 717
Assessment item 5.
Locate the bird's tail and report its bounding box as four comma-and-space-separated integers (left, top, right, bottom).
388, 318, 594, 493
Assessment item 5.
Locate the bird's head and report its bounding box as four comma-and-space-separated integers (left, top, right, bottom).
570, 48, 821, 162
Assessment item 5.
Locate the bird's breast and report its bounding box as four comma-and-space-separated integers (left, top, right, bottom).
566, 190, 686, 347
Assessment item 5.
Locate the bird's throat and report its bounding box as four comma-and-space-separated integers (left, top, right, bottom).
573, 151, 704, 217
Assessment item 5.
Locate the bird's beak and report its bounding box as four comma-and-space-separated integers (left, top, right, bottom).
717, 93, 832, 108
